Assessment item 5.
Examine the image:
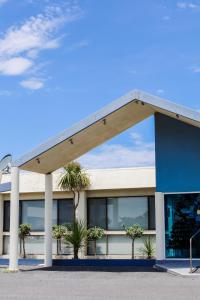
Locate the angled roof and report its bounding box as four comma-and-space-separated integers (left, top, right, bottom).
13, 89, 200, 174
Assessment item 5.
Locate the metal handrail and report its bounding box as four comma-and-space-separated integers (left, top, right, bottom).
189, 228, 200, 273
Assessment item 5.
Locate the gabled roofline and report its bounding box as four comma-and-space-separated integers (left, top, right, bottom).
13, 89, 200, 169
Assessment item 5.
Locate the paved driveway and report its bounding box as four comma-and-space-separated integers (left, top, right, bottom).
0, 266, 199, 300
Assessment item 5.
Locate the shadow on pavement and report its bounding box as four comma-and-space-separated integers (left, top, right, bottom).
21, 265, 162, 273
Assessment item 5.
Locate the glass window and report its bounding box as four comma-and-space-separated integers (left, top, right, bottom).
53, 200, 57, 225
57, 199, 73, 226
3, 199, 73, 232
87, 236, 107, 255
87, 198, 107, 229
148, 196, 155, 230
108, 235, 132, 255
3, 236, 10, 254
107, 197, 148, 230
165, 193, 200, 258
60, 240, 73, 255
3, 235, 57, 255
21, 201, 44, 231
3, 201, 10, 231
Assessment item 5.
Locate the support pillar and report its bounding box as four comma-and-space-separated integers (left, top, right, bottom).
76, 191, 87, 257
9, 167, 19, 270
155, 192, 165, 260
44, 173, 53, 267
76, 191, 87, 222
0, 195, 3, 256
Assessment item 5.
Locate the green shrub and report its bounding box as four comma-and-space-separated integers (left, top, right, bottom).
139, 236, 155, 259
52, 225, 67, 255
87, 227, 104, 256
123, 224, 144, 259
19, 224, 31, 258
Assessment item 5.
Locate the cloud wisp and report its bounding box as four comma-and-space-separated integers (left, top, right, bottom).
0, 2, 82, 88
177, 2, 200, 9
20, 78, 44, 90
0, 0, 7, 6
79, 132, 155, 169
191, 66, 200, 73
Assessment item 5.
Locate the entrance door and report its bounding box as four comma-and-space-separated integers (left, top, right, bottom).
165, 193, 200, 258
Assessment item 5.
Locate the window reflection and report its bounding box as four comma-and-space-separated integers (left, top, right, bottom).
107, 197, 148, 230
165, 193, 200, 258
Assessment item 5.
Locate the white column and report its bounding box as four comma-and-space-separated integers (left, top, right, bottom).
44, 173, 53, 267
155, 192, 165, 260
9, 167, 19, 270
76, 191, 87, 257
0, 195, 3, 255
76, 191, 87, 222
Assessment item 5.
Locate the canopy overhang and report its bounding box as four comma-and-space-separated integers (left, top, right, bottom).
13, 90, 200, 174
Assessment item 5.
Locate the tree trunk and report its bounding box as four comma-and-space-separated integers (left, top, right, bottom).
73, 207, 76, 221
20, 238, 22, 257
23, 237, 26, 259
94, 241, 97, 257
57, 239, 61, 255
132, 240, 134, 259
74, 247, 79, 259
59, 239, 61, 255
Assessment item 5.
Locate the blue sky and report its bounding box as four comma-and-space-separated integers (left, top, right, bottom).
0, 0, 200, 168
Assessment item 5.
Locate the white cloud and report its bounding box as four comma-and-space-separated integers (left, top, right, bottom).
156, 89, 164, 94
130, 132, 143, 145
129, 70, 137, 75
191, 66, 200, 72
0, 0, 7, 6
0, 57, 33, 75
163, 16, 171, 21
177, 2, 199, 9
67, 40, 89, 51
0, 2, 82, 78
20, 78, 44, 90
0, 90, 11, 96
79, 132, 155, 169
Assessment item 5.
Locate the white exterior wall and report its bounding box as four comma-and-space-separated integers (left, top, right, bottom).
1, 167, 156, 194
0, 195, 3, 255
155, 192, 165, 260
0, 167, 158, 259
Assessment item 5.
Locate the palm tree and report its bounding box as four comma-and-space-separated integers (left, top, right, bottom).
65, 219, 87, 259
59, 161, 90, 220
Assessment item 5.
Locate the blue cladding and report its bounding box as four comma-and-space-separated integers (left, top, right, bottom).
53, 259, 155, 267
155, 113, 200, 193
0, 259, 44, 266
0, 182, 11, 192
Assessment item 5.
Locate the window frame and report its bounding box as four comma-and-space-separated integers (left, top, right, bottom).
3, 198, 73, 232
87, 195, 155, 231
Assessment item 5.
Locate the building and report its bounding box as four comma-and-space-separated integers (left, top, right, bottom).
0, 167, 156, 258
2, 89, 200, 270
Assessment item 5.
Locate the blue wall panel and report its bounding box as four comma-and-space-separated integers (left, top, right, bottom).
155, 113, 200, 193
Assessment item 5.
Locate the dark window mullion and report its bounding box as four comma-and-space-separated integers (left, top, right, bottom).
57, 199, 60, 225
148, 197, 150, 230
106, 198, 108, 230
19, 201, 22, 225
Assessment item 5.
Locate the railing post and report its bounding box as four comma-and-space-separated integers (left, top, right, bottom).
190, 237, 193, 273
189, 228, 200, 274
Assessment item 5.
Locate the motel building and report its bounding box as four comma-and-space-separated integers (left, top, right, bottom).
1, 89, 200, 270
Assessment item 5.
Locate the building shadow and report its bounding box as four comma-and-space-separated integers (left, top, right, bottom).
21, 265, 162, 273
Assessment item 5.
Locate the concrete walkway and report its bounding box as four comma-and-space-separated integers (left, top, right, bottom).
156, 260, 200, 277
0, 266, 200, 300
